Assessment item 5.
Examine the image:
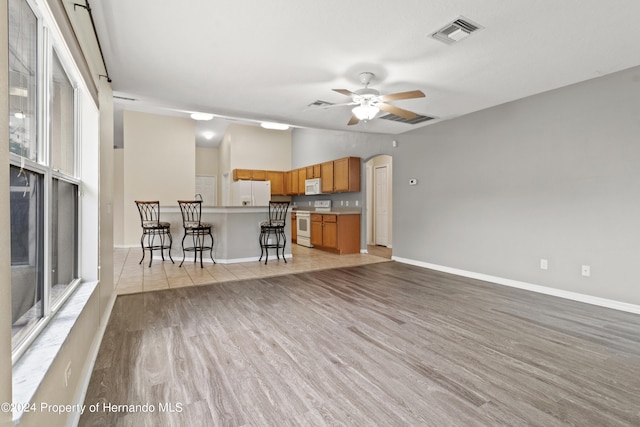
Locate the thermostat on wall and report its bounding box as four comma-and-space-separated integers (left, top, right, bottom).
409, 178, 418, 185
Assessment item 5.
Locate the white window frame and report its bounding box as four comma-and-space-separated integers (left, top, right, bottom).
9, 0, 84, 364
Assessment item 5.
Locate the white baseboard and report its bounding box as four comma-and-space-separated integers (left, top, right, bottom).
392, 256, 640, 315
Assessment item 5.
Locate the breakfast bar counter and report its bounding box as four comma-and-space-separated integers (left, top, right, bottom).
162, 206, 291, 264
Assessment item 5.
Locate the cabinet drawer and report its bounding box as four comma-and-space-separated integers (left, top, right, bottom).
311, 214, 323, 222
323, 215, 337, 223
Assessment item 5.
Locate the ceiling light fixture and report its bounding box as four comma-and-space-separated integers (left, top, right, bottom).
352, 104, 379, 121
203, 131, 214, 140
260, 122, 289, 130
190, 112, 214, 121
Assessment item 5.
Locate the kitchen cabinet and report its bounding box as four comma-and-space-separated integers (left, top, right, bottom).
318, 157, 360, 193
291, 212, 297, 243
290, 170, 299, 195
232, 169, 266, 181
310, 213, 360, 254
267, 171, 285, 195
333, 157, 360, 193
306, 164, 321, 179
320, 161, 334, 193
297, 168, 307, 194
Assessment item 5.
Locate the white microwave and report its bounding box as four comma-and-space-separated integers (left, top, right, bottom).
305, 178, 322, 195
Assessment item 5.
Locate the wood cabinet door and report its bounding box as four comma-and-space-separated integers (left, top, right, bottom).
322, 215, 338, 249
320, 161, 334, 193
233, 169, 252, 180
310, 214, 323, 247
267, 171, 284, 195
291, 169, 299, 195
251, 170, 267, 181
291, 213, 297, 241
298, 168, 307, 194
333, 158, 349, 192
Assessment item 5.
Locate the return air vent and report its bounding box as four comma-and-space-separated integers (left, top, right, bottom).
431, 17, 483, 44
379, 113, 435, 125
113, 95, 137, 101
308, 100, 334, 107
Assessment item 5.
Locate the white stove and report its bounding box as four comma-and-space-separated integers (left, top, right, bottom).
296, 201, 332, 247
295, 210, 312, 247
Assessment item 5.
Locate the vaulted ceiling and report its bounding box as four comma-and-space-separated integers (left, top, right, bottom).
68, 0, 640, 147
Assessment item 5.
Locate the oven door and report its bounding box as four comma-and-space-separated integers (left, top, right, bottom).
296, 213, 313, 247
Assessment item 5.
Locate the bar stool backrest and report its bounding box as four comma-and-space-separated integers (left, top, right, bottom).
267, 201, 290, 227
135, 201, 162, 228
178, 200, 203, 228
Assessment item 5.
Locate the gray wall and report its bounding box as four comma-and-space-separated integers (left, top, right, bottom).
291, 65, 640, 306
393, 65, 640, 306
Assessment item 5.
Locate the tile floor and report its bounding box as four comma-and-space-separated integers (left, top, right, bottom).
114, 244, 391, 295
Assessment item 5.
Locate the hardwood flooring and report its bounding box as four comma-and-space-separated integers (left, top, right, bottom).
81, 262, 640, 426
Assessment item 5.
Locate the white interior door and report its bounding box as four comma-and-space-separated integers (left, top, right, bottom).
374, 165, 389, 246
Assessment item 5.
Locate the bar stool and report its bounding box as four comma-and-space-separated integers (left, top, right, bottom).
135, 201, 174, 267
178, 200, 215, 268
259, 201, 290, 264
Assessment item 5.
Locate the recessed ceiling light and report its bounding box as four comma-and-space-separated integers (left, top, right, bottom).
190, 112, 214, 121
261, 122, 289, 130
203, 131, 214, 140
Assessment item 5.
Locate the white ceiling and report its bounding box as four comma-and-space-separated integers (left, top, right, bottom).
85, 0, 640, 147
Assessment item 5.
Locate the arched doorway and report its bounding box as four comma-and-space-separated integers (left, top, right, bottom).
365, 155, 392, 259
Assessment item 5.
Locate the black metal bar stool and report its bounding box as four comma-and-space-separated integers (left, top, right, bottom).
135, 201, 174, 267
259, 201, 290, 264
178, 200, 215, 268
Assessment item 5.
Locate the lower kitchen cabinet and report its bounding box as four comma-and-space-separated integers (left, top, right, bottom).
291, 212, 297, 243
310, 213, 360, 254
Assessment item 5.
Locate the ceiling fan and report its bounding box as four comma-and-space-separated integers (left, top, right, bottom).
324, 72, 425, 126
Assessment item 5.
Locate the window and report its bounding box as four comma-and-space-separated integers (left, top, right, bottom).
9, 0, 81, 357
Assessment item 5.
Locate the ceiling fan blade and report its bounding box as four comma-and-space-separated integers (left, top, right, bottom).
305, 101, 357, 111
378, 103, 418, 120
347, 114, 360, 126
379, 90, 425, 102
333, 89, 355, 97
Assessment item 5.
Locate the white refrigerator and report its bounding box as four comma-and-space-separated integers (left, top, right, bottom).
231, 180, 271, 206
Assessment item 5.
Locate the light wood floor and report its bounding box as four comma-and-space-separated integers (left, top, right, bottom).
81, 258, 640, 426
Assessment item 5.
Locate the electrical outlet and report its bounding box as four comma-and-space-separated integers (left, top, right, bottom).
582, 265, 591, 277
346, 201, 349, 206
540, 259, 548, 270
355, 200, 359, 206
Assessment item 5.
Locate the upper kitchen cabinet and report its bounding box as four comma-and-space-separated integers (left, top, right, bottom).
297, 168, 307, 194
306, 164, 321, 179
320, 161, 334, 193
267, 171, 285, 195
321, 157, 361, 193
232, 169, 266, 181
284, 169, 300, 196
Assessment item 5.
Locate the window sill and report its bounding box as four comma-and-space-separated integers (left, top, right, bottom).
11, 280, 99, 423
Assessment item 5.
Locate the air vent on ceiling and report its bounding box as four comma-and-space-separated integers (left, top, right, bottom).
308, 100, 334, 107
379, 113, 435, 125
431, 17, 483, 44
113, 95, 137, 101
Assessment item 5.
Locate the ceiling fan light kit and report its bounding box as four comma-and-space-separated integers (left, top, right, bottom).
352, 104, 379, 121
